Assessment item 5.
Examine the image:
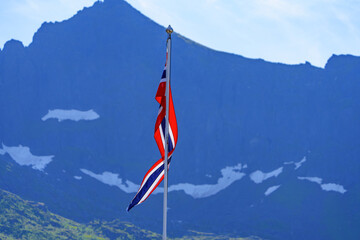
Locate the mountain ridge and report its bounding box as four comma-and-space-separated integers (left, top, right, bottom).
1, 0, 358, 70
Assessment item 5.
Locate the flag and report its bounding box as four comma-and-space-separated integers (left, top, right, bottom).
127, 50, 178, 211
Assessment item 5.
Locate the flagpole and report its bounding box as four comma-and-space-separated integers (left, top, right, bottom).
163, 25, 173, 240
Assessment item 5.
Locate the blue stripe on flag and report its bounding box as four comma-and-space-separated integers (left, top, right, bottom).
127, 163, 165, 211
161, 118, 173, 152
161, 118, 166, 135
168, 136, 173, 152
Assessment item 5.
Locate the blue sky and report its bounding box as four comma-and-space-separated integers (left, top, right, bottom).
0, 0, 359, 67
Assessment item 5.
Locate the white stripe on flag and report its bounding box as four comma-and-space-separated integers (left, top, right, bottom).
169, 125, 175, 149
159, 124, 166, 149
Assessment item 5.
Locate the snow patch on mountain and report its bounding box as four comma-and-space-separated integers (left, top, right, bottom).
81, 163, 246, 198
41, 109, 99, 122
294, 157, 306, 169
80, 169, 138, 193
249, 167, 283, 184
298, 176, 322, 184
284, 156, 306, 170
165, 163, 246, 198
265, 185, 281, 196
321, 183, 347, 193
0, 144, 53, 171
298, 176, 346, 194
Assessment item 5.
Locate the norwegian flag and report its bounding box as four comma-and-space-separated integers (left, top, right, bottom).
127, 51, 178, 211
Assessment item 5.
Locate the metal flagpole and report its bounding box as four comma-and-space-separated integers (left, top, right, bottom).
163, 25, 173, 240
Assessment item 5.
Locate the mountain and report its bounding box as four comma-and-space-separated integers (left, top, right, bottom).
0, 0, 359, 239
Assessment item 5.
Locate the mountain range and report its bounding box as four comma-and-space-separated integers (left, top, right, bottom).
0, 0, 359, 239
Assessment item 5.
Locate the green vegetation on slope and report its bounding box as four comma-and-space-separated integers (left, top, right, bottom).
0, 189, 262, 240
0, 189, 105, 240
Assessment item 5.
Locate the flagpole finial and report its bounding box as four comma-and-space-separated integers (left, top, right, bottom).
166, 25, 173, 35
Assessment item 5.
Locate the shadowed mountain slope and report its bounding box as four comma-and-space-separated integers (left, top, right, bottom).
0, 0, 359, 239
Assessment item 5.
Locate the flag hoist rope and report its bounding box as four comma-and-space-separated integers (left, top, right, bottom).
163, 25, 173, 240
